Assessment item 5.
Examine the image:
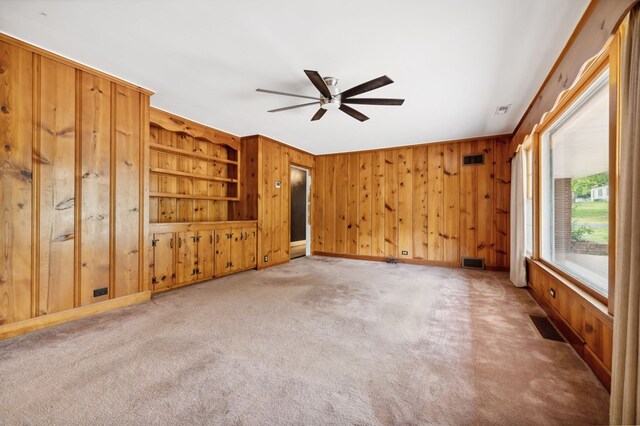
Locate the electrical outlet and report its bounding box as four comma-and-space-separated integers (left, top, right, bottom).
549, 288, 556, 299
264, 255, 268, 263
275, 181, 281, 189
401, 250, 409, 256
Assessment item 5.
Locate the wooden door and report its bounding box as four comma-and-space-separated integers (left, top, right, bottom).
152, 233, 175, 292
214, 229, 231, 276
198, 230, 214, 280
176, 232, 198, 284
230, 228, 244, 273
242, 227, 257, 270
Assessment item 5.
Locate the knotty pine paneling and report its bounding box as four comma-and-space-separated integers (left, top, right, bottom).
527, 259, 613, 389
357, 152, 372, 256
0, 41, 33, 324
313, 137, 511, 269
114, 85, 141, 298
0, 34, 150, 330
79, 72, 111, 306
39, 57, 76, 315
233, 135, 314, 268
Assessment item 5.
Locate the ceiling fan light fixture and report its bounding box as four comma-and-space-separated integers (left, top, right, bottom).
257, 70, 403, 121
320, 96, 341, 110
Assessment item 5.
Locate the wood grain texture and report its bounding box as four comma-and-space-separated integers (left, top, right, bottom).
233, 135, 314, 269
443, 143, 459, 263
313, 138, 510, 267
79, 72, 111, 305
176, 231, 197, 284
357, 152, 372, 256
0, 37, 149, 331
149, 109, 241, 222
39, 57, 76, 315
0, 41, 33, 324
397, 148, 412, 259
114, 85, 140, 298
384, 150, 398, 257
426, 144, 443, 261
151, 232, 175, 292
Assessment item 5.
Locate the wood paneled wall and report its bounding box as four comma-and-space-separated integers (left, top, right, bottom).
528, 260, 613, 389
231, 135, 314, 268
0, 35, 151, 330
312, 137, 511, 269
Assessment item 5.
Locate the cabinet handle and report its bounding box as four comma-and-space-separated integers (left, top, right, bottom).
216, 234, 220, 244
170, 238, 174, 249
210, 234, 213, 244
178, 238, 182, 248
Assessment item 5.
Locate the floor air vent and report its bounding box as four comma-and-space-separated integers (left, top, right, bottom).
461, 257, 485, 269
530, 315, 566, 342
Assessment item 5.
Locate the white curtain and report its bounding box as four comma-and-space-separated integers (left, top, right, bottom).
510, 147, 527, 287
611, 6, 640, 424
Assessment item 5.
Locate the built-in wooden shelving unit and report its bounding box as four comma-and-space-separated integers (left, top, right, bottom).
149, 108, 241, 223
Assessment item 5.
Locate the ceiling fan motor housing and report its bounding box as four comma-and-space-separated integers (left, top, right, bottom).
321, 77, 341, 110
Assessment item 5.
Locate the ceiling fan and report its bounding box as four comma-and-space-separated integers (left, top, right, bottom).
256, 70, 404, 122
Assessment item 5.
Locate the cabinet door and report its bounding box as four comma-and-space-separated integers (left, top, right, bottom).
176, 231, 198, 284
198, 230, 214, 280
214, 229, 231, 276
152, 233, 175, 292
230, 228, 245, 273
242, 227, 257, 270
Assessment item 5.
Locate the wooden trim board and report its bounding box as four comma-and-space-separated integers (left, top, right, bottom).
0, 291, 151, 340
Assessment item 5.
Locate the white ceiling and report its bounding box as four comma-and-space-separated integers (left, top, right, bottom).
0, 0, 589, 154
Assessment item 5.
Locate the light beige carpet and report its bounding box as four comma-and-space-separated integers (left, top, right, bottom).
0, 256, 608, 425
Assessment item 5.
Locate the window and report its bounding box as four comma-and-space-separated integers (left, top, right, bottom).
540, 69, 609, 296
524, 145, 533, 256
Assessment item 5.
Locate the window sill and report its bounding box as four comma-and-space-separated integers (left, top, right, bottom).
526, 258, 612, 325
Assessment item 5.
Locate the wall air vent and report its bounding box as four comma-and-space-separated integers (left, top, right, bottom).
462, 154, 484, 166
495, 104, 511, 115
461, 257, 485, 270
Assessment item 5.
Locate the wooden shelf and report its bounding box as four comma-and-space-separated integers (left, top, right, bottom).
149, 143, 238, 165
149, 167, 238, 183
150, 192, 239, 201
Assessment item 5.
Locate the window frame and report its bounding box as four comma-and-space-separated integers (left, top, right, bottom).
523, 141, 534, 257
531, 43, 618, 308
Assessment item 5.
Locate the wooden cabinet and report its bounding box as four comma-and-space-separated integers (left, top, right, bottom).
241, 227, 257, 271
214, 226, 257, 276
149, 221, 257, 293
176, 231, 215, 285
151, 233, 175, 292
176, 232, 198, 285
199, 231, 214, 280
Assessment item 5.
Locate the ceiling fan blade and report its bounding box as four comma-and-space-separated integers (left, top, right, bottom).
340, 76, 394, 99
268, 102, 319, 113
339, 104, 369, 122
342, 98, 405, 106
257, 88, 320, 101
311, 108, 327, 121
304, 70, 332, 98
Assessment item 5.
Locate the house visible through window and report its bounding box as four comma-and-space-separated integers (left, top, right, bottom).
540, 69, 609, 296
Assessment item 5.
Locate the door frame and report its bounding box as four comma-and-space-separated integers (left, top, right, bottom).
290, 164, 312, 256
